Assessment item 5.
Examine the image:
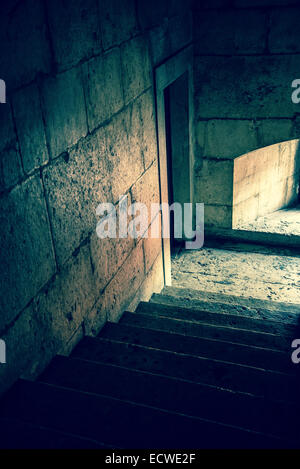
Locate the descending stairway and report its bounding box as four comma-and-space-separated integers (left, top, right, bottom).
0, 286, 299, 449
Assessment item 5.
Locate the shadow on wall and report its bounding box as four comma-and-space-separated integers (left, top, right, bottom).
232, 139, 300, 228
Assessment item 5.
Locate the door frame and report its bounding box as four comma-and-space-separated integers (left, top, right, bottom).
154, 46, 194, 286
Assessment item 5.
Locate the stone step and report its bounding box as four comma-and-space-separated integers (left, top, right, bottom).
39, 355, 300, 442
72, 337, 299, 402
101, 322, 295, 375
120, 311, 290, 351
0, 417, 106, 449
137, 301, 298, 337
0, 379, 286, 449
152, 286, 300, 321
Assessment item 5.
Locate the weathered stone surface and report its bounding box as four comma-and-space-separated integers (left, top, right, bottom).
90, 193, 135, 293
46, 0, 101, 70
195, 159, 233, 205
0, 0, 51, 89
171, 246, 300, 304
0, 102, 22, 191
43, 127, 110, 267
143, 218, 163, 272
131, 160, 160, 227
269, 8, 300, 53
194, 9, 267, 55
100, 0, 137, 50
0, 175, 56, 330
194, 55, 300, 119
82, 48, 124, 132
203, 204, 232, 228
12, 83, 48, 174
41, 67, 87, 159
259, 119, 293, 148
33, 244, 96, 355
205, 120, 258, 159
136, 0, 168, 30
149, 12, 192, 66
106, 109, 144, 203
133, 90, 158, 169
100, 240, 145, 322
121, 36, 152, 105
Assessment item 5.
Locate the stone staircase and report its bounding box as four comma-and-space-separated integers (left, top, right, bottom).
0, 286, 299, 449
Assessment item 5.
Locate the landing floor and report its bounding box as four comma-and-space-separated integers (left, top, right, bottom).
235, 205, 300, 236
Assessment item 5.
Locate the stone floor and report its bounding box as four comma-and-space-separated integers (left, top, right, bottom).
171, 242, 300, 305
235, 205, 300, 236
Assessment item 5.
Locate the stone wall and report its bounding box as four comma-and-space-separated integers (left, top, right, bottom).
193, 0, 300, 228
0, 0, 192, 394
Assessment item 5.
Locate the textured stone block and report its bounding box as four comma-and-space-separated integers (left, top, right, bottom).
136, 90, 158, 169
195, 159, 233, 206
0, 175, 56, 330
194, 55, 300, 119
259, 119, 293, 148
143, 216, 163, 272
0, 0, 51, 89
121, 36, 152, 105
269, 8, 300, 53
101, 240, 145, 322
106, 110, 144, 203
0, 102, 22, 190
131, 160, 160, 228
90, 193, 135, 293
204, 204, 232, 228
194, 9, 267, 55
205, 120, 258, 159
33, 244, 96, 353
46, 0, 101, 70
41, 67, 88, 159
12, 83, 48, 174
82, 49, 124, 132
136, 0, 168, 30
100, 0, 137, 50
43, 127, 110, 267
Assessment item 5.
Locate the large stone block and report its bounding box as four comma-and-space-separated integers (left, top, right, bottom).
205, 120, 259, 159
194, 54, 300, 118
194, 9, 267, 55
46, 0, 101, 70
133, 90, 158, 169
259, 119, 293, 148
204, 204, 232, 228
269, 8, 300, 54
106, 110, 144, 203
82, 49, 124, 132
0, 0, 51, 90
90, 193, 136, 293
43, 127, 111, 267
143, 215, 163, 272
130, 160, 161, 229
194, 159, 233, 205
101, 240, 145, 322
41, 67, 88, 159
12, 83, 48, 174
0, 175, 56, 331
149, 12, 192, 66
33, 243, 96, 355
100, 0, 137, 50
121, 36, 152, 105
0, 102, 22, 190
136, 0, 168, 30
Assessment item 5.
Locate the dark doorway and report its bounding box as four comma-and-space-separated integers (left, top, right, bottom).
164, 72, 190, 254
